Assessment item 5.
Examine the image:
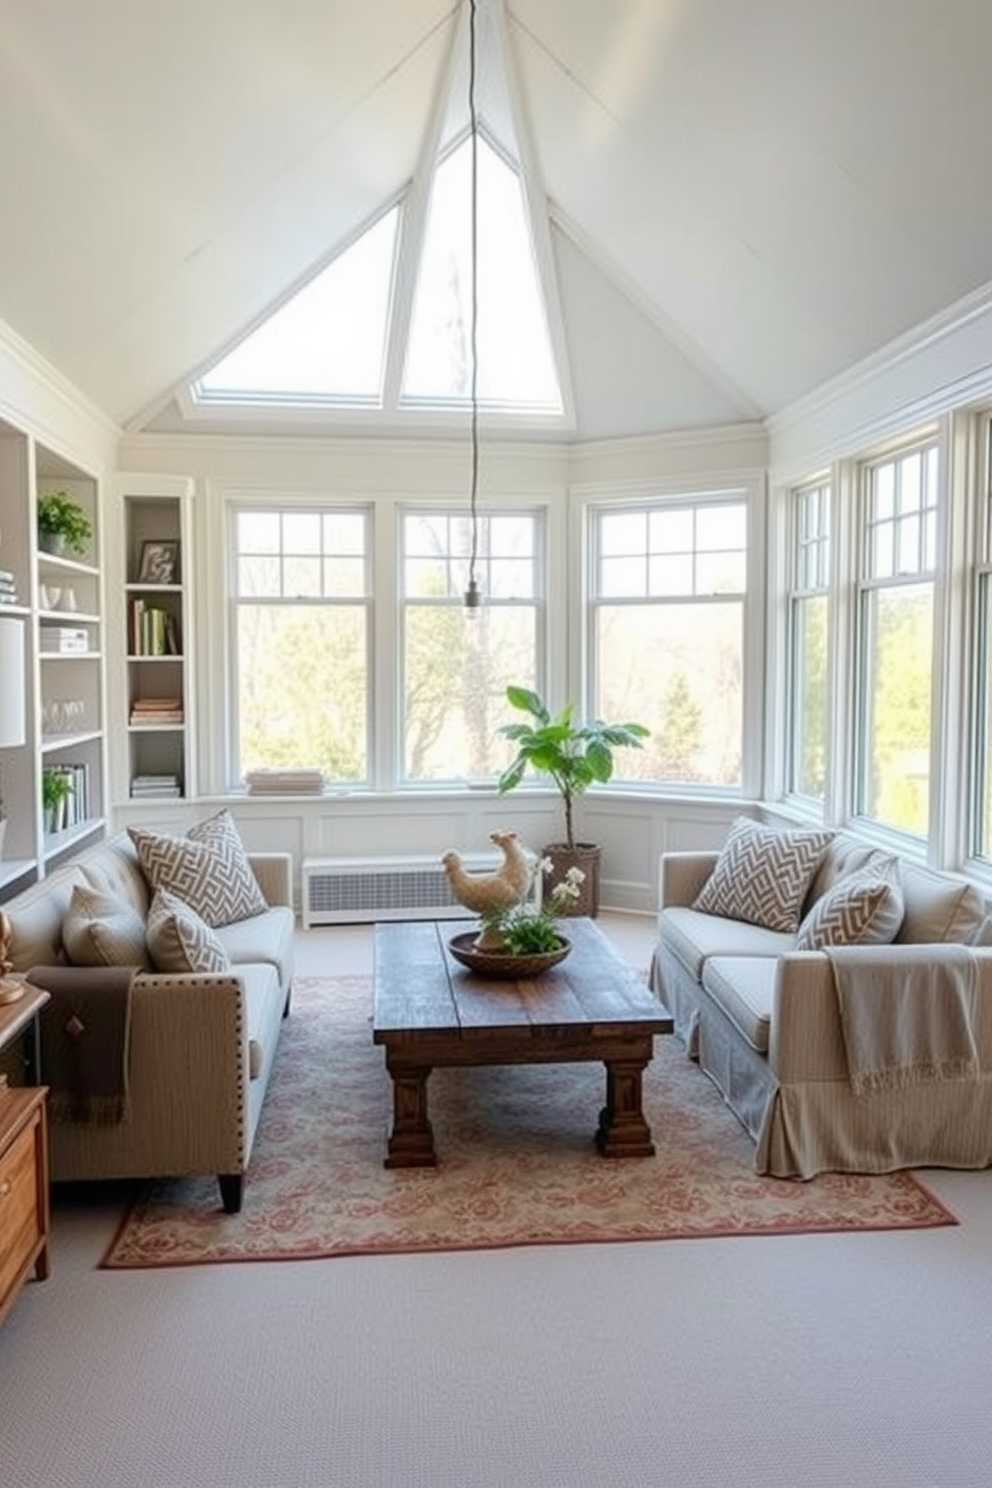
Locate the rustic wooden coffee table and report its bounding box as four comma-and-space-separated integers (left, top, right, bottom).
372, 917, 673, 1169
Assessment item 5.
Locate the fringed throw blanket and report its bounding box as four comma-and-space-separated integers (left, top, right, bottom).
29, 964, 135, 1123
829, 944, 980, 1097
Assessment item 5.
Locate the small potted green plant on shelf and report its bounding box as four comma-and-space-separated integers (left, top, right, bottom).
41, 767, 74, 834
496, 685, 649, 916
37, 491, 93, 558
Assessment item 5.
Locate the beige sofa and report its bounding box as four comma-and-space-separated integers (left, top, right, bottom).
650, 830, 992, 1178
3, 829, 294, 1212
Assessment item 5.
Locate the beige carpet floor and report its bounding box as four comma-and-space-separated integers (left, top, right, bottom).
102, 974, 955, 1266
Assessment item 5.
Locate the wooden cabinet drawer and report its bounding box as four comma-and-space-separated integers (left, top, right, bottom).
0, 1115, 42, 1299
0, 1089, 50, 1325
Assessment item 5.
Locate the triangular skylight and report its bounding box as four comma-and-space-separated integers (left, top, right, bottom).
195, 207, 399, 404
401, 132, 561, 413
190, 18, 566, 422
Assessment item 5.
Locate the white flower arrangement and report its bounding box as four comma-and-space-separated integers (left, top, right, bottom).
479, 859, 585, 953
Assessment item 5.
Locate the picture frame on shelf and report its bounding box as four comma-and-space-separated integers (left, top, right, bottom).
137, 540, 179, 584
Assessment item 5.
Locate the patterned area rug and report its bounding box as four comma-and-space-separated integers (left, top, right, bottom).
102, 975, 956, 1267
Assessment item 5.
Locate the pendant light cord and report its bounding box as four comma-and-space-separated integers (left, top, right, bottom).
466, 0, 481, 607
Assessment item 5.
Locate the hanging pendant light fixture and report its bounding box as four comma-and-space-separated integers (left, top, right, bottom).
463, 0, 482, 614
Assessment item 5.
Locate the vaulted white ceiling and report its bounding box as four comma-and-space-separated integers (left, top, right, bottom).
1, 0, 990, 441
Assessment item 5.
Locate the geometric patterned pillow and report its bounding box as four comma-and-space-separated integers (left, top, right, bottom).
129, 811, 267, 928
146, 888, 231, 974
62, 884, 151, 968
795, 858, 905, 950
692, 816, 834, 933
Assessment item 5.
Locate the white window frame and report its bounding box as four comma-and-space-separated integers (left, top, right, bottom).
585, 485, 760, 795
228, 502, 374, 789
851, 437, 940, 840
785, 479, 832, 804
397, 502, 548, 786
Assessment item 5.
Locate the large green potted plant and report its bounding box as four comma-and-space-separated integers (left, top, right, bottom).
37, 491, 93, 558
496, 685, 649, 916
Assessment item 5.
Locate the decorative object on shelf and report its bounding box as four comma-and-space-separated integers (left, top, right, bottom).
0, 908, 25, 1003
496, 685, 649, 917
41, 766, 75, 834
446, 930, 571, 979
37, 491, 93, 558
137, 539, 179, 584
0, 566, 19, 606
441, 829, 534, 928
0, 617, 26, 747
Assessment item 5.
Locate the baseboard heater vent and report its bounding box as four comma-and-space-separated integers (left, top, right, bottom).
302, 852, 511, 927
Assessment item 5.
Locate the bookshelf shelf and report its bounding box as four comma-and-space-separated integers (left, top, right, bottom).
120, 484, 194, 802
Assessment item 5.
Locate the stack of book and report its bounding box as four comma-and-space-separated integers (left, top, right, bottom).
244, 767, 325, 795
130, 599, 180, 656
130, 773, 182, 798
0, 568, 17, 606
129, 697, 184, 726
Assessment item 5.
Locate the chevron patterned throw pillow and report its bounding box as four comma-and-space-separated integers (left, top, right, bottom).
692, 816, 833, 932
795, 858, 904, 950
146, 888, 231, 973
129, 811, 267, 928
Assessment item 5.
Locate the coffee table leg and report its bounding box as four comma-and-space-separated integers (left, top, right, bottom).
384, 1062, 437, 1169
597, 1058, 655, 1157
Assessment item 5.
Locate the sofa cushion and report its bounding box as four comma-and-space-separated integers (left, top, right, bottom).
660, 906, 795, 981
895, 861, 988, 944
692, 817, 833, 932
78, 836, 151, 918
796, 858, 904, 950
701, 957, 778, 1053
146, 889, 231, 974
129, 811, 267, 928
215, 905, 295, 983
62, 884, 151, 969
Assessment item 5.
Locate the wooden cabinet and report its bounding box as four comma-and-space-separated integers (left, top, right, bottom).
0, 986, 51, 1326
0, 1088, 50, 1326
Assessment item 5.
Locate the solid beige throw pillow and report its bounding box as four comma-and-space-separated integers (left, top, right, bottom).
693, 816, 833, 933
62, 884, 151, 968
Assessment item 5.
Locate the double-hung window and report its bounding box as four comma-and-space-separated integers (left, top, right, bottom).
855, 443, 938, 836
232, 508, 371, 784
971, 415, 992, 862
787, 481, 831, 802
401, 509, 543, 781
589, 498, 747, 786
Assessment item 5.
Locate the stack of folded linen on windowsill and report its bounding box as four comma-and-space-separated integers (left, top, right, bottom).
243, 768, 326, 795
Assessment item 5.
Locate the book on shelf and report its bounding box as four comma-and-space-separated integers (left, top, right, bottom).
244, 767, 326, 795
130, 599, 181, 656
130, 773, 182, 798
44, 762, 90, 833
129, 696, 184, 724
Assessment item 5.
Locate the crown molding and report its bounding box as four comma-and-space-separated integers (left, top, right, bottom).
767, 280, 992, 478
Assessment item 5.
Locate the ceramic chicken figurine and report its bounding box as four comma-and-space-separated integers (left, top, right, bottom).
441, 830, 534, 916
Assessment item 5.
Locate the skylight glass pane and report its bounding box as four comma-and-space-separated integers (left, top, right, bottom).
196, 207, 398, 402
402, 135, 561, 413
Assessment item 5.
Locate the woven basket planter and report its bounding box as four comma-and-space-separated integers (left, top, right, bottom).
541, 842, 601, 918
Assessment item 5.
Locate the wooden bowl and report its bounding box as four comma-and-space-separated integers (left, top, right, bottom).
446, 932, 571, 979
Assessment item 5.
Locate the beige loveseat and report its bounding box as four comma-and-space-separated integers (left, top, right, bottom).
651, 825, 992, 1179
3, 824, 294, 1212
